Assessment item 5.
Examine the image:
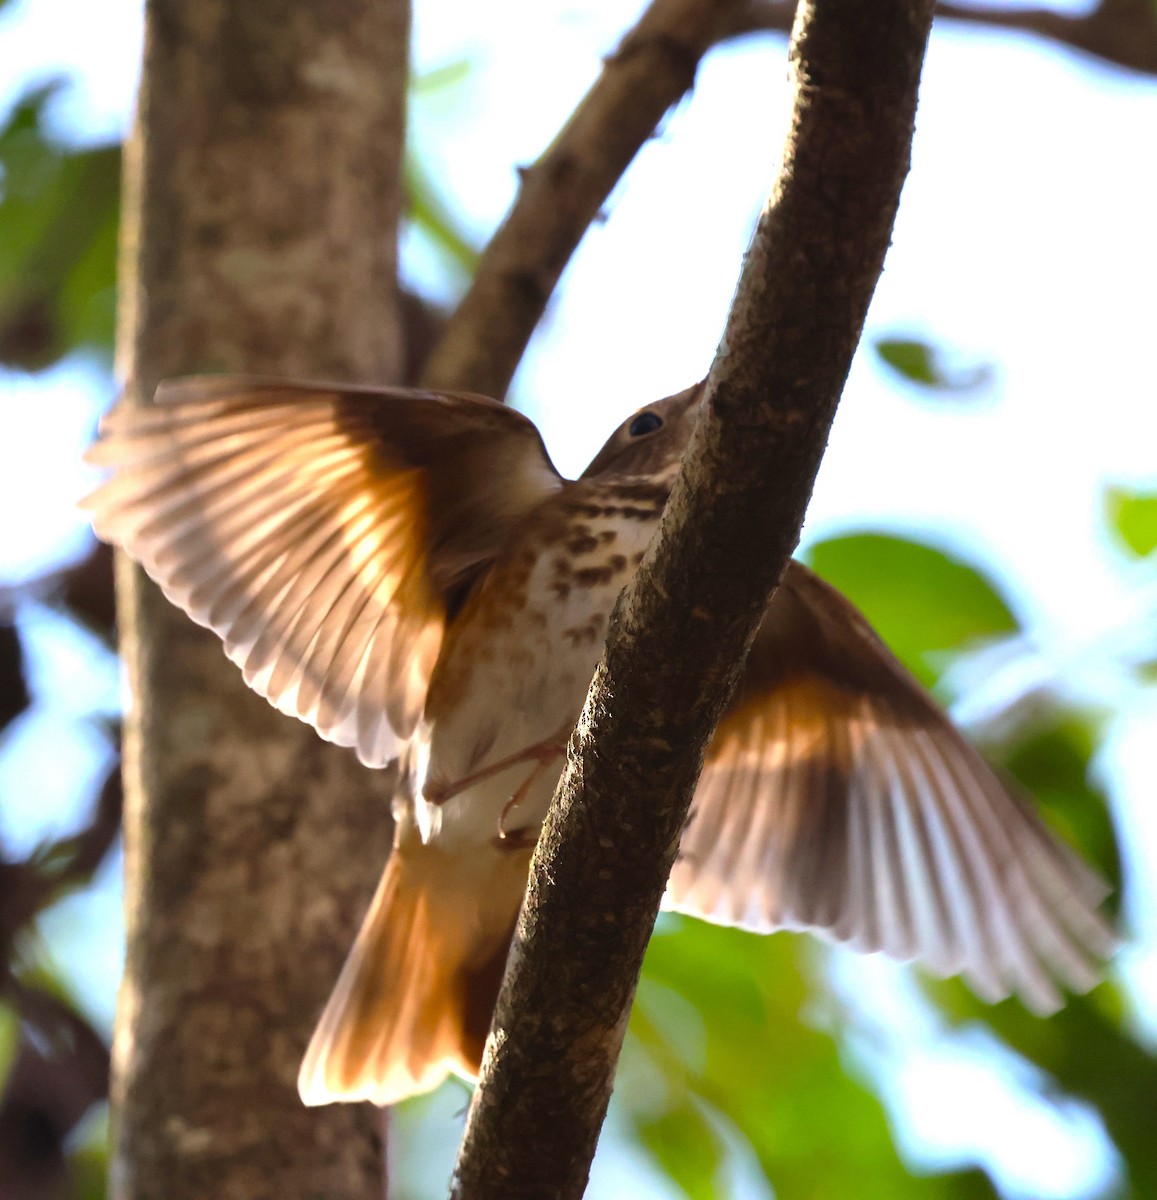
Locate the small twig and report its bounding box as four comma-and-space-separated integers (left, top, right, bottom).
450, 0, 936, 1195
38, 762, 124, 890
937, 0, 1157, 76
0, 762, 123, 977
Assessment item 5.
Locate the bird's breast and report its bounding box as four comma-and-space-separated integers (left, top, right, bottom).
410, 486, 666, 848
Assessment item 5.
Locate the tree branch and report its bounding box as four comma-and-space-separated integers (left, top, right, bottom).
938, 0, 1157, 76
730, 0, 1157, 77
423, 0, 1156, 409
450, 0, 936, 1197
420, 0, 750, 398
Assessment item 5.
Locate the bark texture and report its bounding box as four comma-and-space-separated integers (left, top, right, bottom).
731, 0, 1157, 77
450, 1, 936, 1197
420, 0, 750, 399
111, 2, 409, 1198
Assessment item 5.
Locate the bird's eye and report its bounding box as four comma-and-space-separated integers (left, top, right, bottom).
628, 412, 663, 437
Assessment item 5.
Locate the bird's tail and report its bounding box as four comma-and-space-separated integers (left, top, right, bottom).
297, 845, 524, 1107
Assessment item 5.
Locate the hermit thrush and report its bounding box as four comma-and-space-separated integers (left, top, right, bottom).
83, 377, 1113, 1107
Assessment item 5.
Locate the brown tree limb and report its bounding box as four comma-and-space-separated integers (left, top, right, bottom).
422, 0, 1155, 408
937, 0, 1157, 76
420, 0, 751, 399
730, 0, 1157, 77
450, 1, 936, 1197
111, 2, 409, 1197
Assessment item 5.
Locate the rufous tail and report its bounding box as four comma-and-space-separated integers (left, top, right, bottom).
297, 846, 521, 1107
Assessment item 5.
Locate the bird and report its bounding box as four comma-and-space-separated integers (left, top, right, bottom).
82, 375, 1114, 1108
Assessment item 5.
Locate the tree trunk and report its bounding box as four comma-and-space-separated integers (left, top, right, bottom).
110, 2, 409, 1197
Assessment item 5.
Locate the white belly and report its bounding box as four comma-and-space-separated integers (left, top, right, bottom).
404, 505, 658, 851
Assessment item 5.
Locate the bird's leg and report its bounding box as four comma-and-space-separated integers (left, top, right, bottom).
497, 749, 565, 841
424, 724, 570, 809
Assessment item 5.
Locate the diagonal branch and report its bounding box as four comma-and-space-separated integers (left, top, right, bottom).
420, 0, 750, 399
449, 0, 937, 1197
423, 0, 1156, 410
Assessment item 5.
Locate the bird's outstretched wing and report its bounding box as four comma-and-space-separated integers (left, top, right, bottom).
83, 377, 563, 766
665, 562, 1115, 1011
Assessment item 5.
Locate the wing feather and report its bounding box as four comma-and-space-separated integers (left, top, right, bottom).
83, 377, 563, 766
665, 562, 1114, 1012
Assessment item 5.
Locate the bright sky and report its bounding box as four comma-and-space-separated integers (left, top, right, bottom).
1, 1, 1155, 1197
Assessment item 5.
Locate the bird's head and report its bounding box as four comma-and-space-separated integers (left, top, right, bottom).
579, 382, 705, 482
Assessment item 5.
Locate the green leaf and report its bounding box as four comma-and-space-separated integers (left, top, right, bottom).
634, 1100, 725, 1200
405, 155, 479, 279
1104, 485, 1157, 558
995, 703, 1121, 905
0, 83, 121, 368
927, 978, 1155, 1199
0, 1000, 18, 1089
67, 1104, 111, 1200
874, 338, 993, 393
805, 533, 1020, 687
1135, 656, 1157, 684
69, 1143, 110, 1200
632, 922, 1001, 1199
413, 58, 474, 95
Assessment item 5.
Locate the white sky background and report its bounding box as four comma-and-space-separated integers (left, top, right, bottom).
0, 1, 1155, 1197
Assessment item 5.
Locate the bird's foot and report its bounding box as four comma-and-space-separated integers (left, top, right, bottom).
497, 749, 565, 841
424, 726, 569, 817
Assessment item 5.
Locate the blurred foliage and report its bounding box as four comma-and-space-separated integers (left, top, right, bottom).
806, 533, 1020, 689
628, 924, 1000, 1200
1135, 657, 1157, 685
0, 1003, 17, 1082
0, 971, 110, 1200
0, 73, 476, 376
405, 155, 481, 279
0, 82, 120, 369
874, 337, 994, 395
1104, 486, 1157, 558
412, 58, 474, 96
67, 1106, 110, 1200
1000, 709, 1123, 909
928, 975, 1157, 1199
406, 56, 482, 280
